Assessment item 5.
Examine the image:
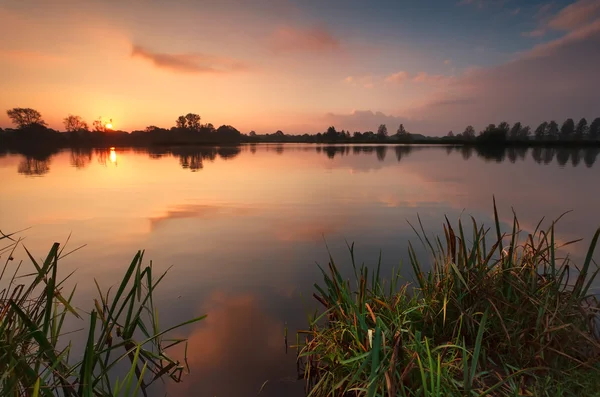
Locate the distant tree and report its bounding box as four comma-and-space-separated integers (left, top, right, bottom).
589, 118, 600, 139
145, 125, 160, 133
93, 117, 107, 132
325, 126, 338, 140
185, 113, 201, 132
534, 122, 548, 139
363, 131, 375, 140
274, 130, 284, 137
249, 130, 257, 137
509, 122, 522, 140
560, 118, 575, 138
462, 125, 476, 139
396, 124, 407, 136
377, 124, 388, 139
480, 124, 496, 136
7, 108, 46, 128
176, 116, 187, 129
547, 121, 559, 139
575, 118, 588, 138
447, 130, 454, 137
518, 125, 531, 139
353, 131, 363, 139
498, 121, 510, 135
63, 115, 89, 132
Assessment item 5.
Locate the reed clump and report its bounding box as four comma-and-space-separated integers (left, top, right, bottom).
298, 201, 600, 396
0, 232, 204, 397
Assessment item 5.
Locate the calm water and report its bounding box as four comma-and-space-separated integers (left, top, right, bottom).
1, 144, 599, 396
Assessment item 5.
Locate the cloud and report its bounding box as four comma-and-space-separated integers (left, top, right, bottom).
522, 28, 546, 37
456, 0, 507, 8
548, 0, 600, 31
512, 7, 521, 15
523, 1, 600, 38
444, 59, 452, 65
168, 292, 296, 396
131, 44, 248, 74
344, 75, 374, 88
412, 72, 452, 84
409, 17, 600, 134
323, 110, 432, 134
384, 71, 409, 84
149, 204, 255, 231
268, 25, 341, 54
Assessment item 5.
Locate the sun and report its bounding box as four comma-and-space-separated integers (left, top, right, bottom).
105, 123, 113, 130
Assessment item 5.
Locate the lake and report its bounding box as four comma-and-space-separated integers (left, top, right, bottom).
1, 144, 599, 396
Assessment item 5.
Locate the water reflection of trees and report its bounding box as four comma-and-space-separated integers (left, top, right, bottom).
70, 148, 93, 169
314, 145, 599, 168
142, 146, 242, 172
18, 157, 51, 176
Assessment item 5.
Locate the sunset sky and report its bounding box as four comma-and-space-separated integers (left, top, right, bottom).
1, 0, 599, 135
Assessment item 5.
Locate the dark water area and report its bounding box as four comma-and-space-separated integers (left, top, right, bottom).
1, 144, 599, 396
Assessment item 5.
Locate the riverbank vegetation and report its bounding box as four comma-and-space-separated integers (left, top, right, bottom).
2, 107, 600, 147
0, 231, 204, 396
297, 202, 600, 396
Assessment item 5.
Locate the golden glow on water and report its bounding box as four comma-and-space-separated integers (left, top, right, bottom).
109, 148, 117, 164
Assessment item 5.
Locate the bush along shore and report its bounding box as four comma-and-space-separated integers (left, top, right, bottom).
0, 232, 205, 397
297, 201, 600, 396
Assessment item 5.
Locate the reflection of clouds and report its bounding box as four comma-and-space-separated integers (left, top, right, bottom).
168, 292, 301, 397
273, 218, 342, 242
149, 204, 256, 231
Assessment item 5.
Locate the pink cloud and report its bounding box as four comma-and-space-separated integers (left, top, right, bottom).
522, 28, 547, 38
385, 71, 409, 84
548, 0, 600, 31
407, 19, 600, 135
131, 45, 248, 74
344, 75, 374, 88
268, 25, 341, 54
412, 72, 451, 84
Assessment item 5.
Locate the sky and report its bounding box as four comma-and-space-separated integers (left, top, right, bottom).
1, 0, 599, 135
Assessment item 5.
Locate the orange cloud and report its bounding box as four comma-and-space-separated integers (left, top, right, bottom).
412, 72, 451, 84
149, 204, 256, 231
269, 25, 341, 54
385, 71, 409, 84
131, 44, 248, 74
344, 75, 374, 88
167, 292, 297, 396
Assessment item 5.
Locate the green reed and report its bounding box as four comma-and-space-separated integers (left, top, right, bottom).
0, 231, 204, 397
298, 200, 600, 396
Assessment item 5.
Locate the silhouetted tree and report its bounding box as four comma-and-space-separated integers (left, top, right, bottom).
560, 118, 575, 139
547, 121, 559, 139
575, 118, 588, 139
249, 131, 257, 137
185, 113, 201, 132
509, 122, 521, 140
377, 124, 388, 140
534, 122, 548, 140
63, 115, 89, 132
396, 124, 407, 136
353, 131, 363, 140
176, 116, 187, 129
589, 118, 600, 139
7, 108, 46, 129
462, 125, 476, 139
518, 125, 531, 139
93, 117, 108, 132
447, 130, 454, 137
325, 126, 338, 140
498, 122, 510, 135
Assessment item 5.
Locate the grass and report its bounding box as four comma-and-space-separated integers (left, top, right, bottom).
0, 231, 205, 397
297, 200, 600, 396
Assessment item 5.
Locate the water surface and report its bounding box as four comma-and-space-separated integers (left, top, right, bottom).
1, 144, 599, 396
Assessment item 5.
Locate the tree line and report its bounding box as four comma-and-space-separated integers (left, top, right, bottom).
447, 118, 600, 142
2, 107, 600, 147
